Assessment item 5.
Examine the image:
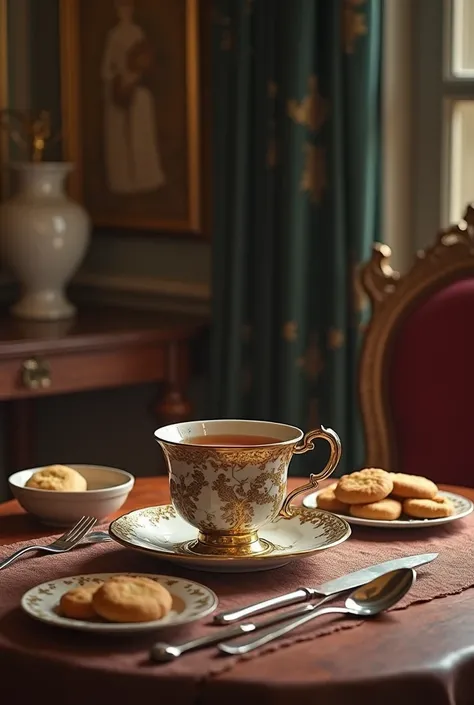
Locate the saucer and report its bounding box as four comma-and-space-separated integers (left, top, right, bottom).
21, 573, 218, 633
109, 505, 351, 573
303, 489, 474, 529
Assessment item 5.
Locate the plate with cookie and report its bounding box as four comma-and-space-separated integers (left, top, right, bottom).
21, 573, 218, 633
303, 469, 474, 528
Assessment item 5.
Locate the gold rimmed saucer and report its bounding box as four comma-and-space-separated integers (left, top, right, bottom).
109, 504, 351, 573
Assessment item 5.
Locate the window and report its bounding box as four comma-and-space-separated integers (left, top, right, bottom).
407, 0, 474, 253
384, 0, 474, 263
447, 0, 474, 223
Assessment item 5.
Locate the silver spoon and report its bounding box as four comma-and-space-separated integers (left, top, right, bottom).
218, 567, 416, 656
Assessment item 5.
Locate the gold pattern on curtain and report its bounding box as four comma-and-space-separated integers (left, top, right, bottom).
287, 75, 329, 205
343, 0, 368, 54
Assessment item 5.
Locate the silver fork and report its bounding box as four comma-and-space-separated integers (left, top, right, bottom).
0, 516, 97, 571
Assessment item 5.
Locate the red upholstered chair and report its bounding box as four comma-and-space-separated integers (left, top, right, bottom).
358, 203, 474, 487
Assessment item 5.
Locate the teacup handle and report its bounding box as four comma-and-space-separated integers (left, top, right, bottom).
279, 426, 342, 519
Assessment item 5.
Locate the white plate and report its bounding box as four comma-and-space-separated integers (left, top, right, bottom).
21, 572, 218, 633
109, 504, 351, 573
303, 489, 474, 529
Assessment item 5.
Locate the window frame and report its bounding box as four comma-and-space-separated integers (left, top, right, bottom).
410, 0, 474, 250
443, 0, 474, 224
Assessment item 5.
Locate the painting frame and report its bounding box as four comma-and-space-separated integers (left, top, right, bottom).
59, 0, 201, 235
0, 0, 8, 200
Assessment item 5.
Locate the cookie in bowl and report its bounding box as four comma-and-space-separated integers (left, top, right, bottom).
26, 465, 87, 492
8, 464, 134, 526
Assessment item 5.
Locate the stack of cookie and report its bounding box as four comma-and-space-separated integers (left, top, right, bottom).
59, 575, 173, 623
317, 468, 455, 521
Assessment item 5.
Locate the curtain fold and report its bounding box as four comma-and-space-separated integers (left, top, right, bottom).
211, 0, 383, 475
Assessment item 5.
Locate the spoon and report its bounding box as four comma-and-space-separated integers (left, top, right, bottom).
217, 567, 416, 656
150, 567, 415, 663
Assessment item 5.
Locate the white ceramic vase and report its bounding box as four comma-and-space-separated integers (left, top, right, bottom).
0, 162, 90, 320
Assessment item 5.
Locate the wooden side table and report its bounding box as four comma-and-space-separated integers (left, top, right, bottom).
0, 306, 206, 475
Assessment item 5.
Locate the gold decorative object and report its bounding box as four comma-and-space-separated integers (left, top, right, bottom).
21, 358, 52, 390
358, 203, 474, 471
280, 428, 342, 519
155, 419, 342, 557
0, 108, 61, 162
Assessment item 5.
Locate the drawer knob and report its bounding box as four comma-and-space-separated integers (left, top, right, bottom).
21, 358, 51, 390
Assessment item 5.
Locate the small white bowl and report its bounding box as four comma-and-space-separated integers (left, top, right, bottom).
8, 464, 135, 526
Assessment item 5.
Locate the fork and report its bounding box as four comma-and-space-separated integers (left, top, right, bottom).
0, 516, 97, 571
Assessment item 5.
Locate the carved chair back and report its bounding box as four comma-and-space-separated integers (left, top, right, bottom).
358, 204, 474, 485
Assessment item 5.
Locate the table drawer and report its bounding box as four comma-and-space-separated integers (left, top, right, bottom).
0, 345, 166, 399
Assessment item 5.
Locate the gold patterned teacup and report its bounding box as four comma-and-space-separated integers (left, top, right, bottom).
154, 419, 341, 557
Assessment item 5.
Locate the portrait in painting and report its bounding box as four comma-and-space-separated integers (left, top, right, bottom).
101, 0, 166, 196
61, 0, 200, 232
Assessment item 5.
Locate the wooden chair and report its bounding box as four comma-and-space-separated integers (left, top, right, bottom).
358, 203, 474, 486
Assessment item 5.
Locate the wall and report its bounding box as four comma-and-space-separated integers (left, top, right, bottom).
0, 0, 211, 498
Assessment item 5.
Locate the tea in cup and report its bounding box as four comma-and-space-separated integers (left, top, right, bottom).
154, 419, 341, 556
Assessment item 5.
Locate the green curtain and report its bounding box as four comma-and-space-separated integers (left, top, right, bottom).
211, 0, 382, 476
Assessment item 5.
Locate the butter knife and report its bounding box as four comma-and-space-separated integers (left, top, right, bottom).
213, 552, 438, 624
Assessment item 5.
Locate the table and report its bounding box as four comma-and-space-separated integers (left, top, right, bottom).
1, 476, 474, 705
0, 306, 205, 475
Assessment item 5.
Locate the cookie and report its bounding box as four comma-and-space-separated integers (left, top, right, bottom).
335, 468, 393, 505
349, 498, 402, 521
317, 487, 348, 514
26, 465, 87, 492
92, 576, 173, 623
59, 582, 103, 620
325, 482, 339, 492
403, 496, 455, 519
390, 473, 438, 499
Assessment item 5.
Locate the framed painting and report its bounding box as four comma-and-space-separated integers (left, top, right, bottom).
0, 0, 8, 200
60, 0, 201, 233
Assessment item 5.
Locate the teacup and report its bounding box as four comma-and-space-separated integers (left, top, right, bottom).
154, 419, 341, 556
